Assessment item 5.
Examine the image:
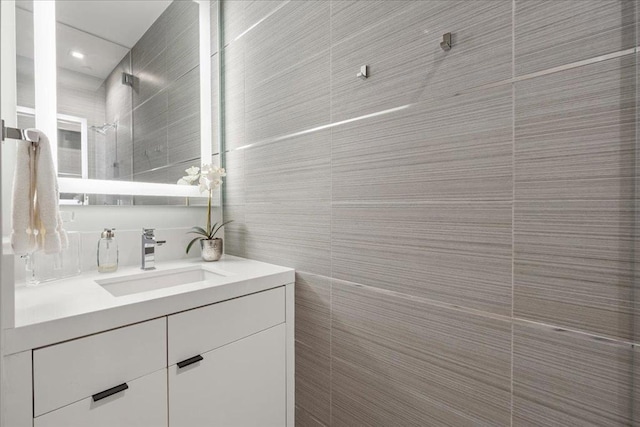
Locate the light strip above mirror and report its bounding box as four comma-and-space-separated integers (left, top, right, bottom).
58, 177, 207, 197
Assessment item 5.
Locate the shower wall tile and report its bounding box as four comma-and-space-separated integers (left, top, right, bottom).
165, 0, 199, 43
244, 0, 329, 87
167, 19, 199, 83
513, 322, 634, 426
242, 201, 331, 277
244, 0, 288, 32
245, 130, 331, 203
330, 0, 414, 46
168, 67, 201, 164
133, 127, 168, 175
330, 0, 512, 122
331, 202, 512, 315
332, 86, 513, 202
222, 0, 246, 46
103, 52, 132, 182
296, 273, 331, 356
245, 52, 330, 143
131, 12, 168, 74
133, 91, 168, 138
105, 53, 132, 122
222, 204, 246, 256
331, 281, 512, 426
103, 112, 133, 181
296, 407, 327, 427
133, 50, 167, 108
514, 199, 636, 341
223, 149, 245, 206
635, 347, 640, 418
295, 273, 331, 425
133, 92, 168, 174
220, 1, 640, 425
514, 0, 636, 76
168, 113, 200, 164
222, 42, 246, 150
297, 341, 331, 426
515, 57, 636, 201
168, 66, 200, 126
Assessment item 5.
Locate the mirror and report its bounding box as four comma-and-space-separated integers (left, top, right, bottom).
15, 0, 218, 205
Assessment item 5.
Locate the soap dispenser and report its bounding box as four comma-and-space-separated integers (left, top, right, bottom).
97, 228, 119, 273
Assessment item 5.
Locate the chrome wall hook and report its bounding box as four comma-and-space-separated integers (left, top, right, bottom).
440, 32, 452, 51
121, 72, 134, 87
356, 65, 369, 80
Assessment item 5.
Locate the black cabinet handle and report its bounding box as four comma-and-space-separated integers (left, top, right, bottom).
177, 354, 204, 369
92, 383, 129, 402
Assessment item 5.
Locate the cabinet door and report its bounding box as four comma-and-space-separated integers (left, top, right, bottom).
170, 324, 286, 427
34, 369, 167, 427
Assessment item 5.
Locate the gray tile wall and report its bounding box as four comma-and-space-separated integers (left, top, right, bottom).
130, 0, 203, 184
221, 1, 638, 425
102, 0, 220, 196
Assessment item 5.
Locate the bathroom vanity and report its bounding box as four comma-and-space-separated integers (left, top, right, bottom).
2, 256, 295, 427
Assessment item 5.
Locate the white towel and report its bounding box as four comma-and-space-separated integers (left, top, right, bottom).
11, 129, 67, 255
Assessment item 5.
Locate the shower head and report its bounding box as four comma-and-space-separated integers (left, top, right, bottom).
90, 122, 118, 135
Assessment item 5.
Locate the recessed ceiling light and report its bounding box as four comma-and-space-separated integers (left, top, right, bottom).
70, 51, 84, 59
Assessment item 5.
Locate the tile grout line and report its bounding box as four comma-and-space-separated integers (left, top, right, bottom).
632, 9, 638, 424
510, 1, 516, 426
225, 45, 639, 158
328, 1, 334, 424
332, 275, 639, 347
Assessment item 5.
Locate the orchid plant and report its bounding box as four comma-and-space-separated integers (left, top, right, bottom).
178, 164, 232, 254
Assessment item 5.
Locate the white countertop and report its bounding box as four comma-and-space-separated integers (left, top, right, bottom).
4, 255, 294, 356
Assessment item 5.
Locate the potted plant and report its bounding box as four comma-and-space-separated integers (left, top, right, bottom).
178, 165, 232, 261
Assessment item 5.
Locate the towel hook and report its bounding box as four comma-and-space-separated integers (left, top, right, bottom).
440, 32, 452, 51
356, 65, 369, 80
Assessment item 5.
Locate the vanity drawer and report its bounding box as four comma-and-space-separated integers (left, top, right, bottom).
33, 318, 166, 417
34, 368, 167, 427
168, 286, 285, 365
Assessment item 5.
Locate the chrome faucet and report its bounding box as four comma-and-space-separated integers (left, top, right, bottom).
141, 228, 166, 270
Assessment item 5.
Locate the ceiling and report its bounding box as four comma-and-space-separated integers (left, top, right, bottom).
16, 1, 173, 82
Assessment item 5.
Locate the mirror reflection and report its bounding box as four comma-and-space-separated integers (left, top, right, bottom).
15, 0, 216, 205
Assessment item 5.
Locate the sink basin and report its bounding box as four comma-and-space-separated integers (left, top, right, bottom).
96, 266, 228, 297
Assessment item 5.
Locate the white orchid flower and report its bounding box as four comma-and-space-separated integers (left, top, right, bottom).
198, 176, 209, 193
183, 174, 199, 183
178, 163, 225, 193
208, 166, 226, 179
185, 166, 200, 176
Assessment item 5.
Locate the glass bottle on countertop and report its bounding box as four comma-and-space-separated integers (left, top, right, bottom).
97, 228, 118, 273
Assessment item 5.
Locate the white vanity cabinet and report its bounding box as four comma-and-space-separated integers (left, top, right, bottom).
168, 287, 287, 427
4, 258, 294, 427
32, 318, 168, 427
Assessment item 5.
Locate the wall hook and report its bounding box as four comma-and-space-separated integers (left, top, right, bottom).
356, 65, 368, 80
440, 32, 452, 51
121, 72, 134, 87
